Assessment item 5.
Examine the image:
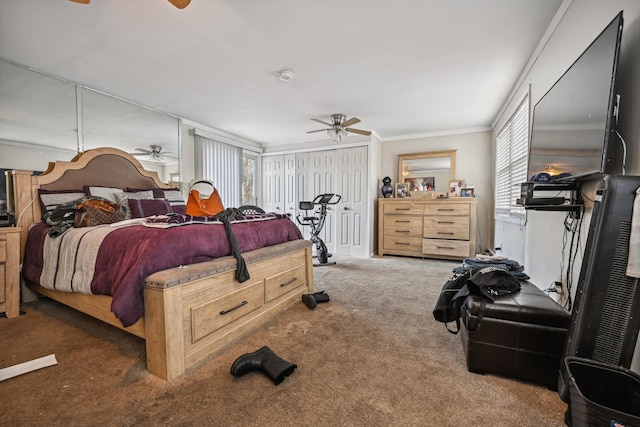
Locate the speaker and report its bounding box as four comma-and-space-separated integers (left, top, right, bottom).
558, 175, 640, 401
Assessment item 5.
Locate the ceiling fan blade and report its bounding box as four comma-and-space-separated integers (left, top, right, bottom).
311, 118, 332, 127
168, 0, 191, 9
345, 128, 372, 136
69, 0, 90, 4
135, 148, 151, 153
342, 117, 361, 128
306, 129, 329, 134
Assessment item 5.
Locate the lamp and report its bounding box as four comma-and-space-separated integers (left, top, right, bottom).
326, 128, 348, 144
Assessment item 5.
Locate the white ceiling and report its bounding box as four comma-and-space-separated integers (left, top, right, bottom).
0, 0, 562, 147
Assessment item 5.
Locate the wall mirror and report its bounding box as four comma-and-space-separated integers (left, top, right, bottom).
0, 58, 180, 184
398, 150, 456, 193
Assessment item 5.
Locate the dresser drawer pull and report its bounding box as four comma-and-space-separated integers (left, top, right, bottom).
220, 300, 248, 315
395, 208, 411, 211
437, 208, 454, 211
280, 277, 298, 287
396, 230, 410, 233
437, 232, 454, 235
395, 220, 411, 223
396, 242, 410, 246
436, 246, 455, 250
437, 221, 454, 224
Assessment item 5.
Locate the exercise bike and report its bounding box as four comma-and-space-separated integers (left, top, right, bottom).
296, 193, 341, 267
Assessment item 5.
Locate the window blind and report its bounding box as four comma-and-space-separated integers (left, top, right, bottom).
194, 136, 242, 208
495, 96, 529, 220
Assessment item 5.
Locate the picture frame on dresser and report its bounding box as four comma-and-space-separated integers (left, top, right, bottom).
449, 180, 465, 197
461, 188, 474, 197
395, 183, 409, 198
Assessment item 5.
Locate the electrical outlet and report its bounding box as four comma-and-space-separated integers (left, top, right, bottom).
554, 281, 563, 293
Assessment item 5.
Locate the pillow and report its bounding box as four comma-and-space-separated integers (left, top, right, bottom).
128, 199, 173, 218
116, 190, 154, 219
125, 187, 187, 214
38, 189, 86, 212
84, 186, 124, 203
162, 190, 186, 214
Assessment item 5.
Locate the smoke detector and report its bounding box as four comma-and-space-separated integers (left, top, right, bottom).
278, 70, 293, 82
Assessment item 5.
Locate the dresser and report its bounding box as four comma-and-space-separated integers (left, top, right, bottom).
0, 227, 21, 318
377, 198, 476, 260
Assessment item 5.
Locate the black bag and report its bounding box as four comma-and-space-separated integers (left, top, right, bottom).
432, 270, 472, 334
466, 266, 520, 300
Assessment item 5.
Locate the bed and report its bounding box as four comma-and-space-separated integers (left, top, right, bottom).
9, 147, 314, 380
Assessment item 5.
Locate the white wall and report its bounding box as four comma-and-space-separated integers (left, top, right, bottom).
493, 0, 640, 373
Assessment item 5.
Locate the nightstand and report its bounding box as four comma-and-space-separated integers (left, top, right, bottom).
0, 227, 21, 318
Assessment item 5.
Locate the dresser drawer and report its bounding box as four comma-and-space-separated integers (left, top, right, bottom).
423, 203, 470, 216
383, 203, 423, 215
423, 216, 470, 240
384, 236, 423, 252
264, 263, 307, 303
383, 216, 422, 237
190, 281, 264, 342
0, 240, 6, 263
422, 238, 470, 258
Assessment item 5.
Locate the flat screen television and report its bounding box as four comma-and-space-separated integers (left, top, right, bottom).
527, 11, 624, 183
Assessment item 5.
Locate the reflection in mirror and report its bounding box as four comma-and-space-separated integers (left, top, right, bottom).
0, 60, 77, 150
0, 58, 181, 185
398, 150, 456, 193
81, 88, 180, 169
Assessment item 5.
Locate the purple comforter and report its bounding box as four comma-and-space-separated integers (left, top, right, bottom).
23, 217, 303, 326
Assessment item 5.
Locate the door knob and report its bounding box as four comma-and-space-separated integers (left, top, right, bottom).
344, 207, 350, 211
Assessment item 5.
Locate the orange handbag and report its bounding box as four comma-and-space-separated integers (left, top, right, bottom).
185, 180, 225, 216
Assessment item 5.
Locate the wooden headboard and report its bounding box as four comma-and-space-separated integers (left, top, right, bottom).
9, 147, 173, 262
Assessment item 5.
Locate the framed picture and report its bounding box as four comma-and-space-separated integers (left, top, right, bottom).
461, 188, 474, 197
396, 183, 409, 198
449, 180, 466, 197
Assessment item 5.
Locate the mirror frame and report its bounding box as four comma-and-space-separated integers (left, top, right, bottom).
397, 150, 456, 188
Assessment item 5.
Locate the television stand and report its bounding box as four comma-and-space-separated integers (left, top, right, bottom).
516, 182, 583, 217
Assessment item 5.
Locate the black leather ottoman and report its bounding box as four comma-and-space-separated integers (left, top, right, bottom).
460, 281, 570, 389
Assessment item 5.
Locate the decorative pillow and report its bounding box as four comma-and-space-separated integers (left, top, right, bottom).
128, 199, 173, 218
84, 186, 124, 203
38, 189, 86, 212
116, 190, 154, 219
161, 190, 186, 214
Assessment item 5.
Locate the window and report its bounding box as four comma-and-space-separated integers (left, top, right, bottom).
242, 152, 258, 205
495, 96, 529, 221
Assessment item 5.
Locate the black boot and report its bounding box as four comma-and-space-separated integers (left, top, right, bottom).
230, 346, 297, 385
302, 291, 330, 310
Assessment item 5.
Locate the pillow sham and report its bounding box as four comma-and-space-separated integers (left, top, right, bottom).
162, 190, 187, 214
128, 199, 173, 218
84, 186, 124, 203
116, 190, 154, 219
38, 189, 86, 212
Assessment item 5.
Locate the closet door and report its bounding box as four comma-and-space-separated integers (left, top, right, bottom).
261, 155, 284, 213
308, 150, 337, 253
336, 146, 368, 256
284, 154, 296, 217
294, 153, 310, 234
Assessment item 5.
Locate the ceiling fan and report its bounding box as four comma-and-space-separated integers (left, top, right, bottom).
131, 145, 172, 162
307, 114, 372, 144
69, 0, 191, 9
